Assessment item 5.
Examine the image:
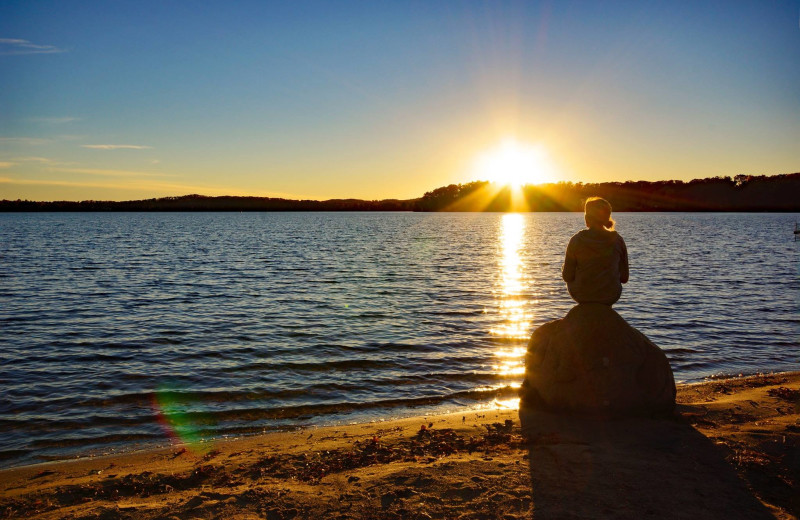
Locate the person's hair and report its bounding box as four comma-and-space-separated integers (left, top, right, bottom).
584, 197, 615, 230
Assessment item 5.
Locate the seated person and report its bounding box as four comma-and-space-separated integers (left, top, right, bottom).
562, 197, 629, 305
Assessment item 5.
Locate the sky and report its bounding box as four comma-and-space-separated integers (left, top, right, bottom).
1, 1, 799, 201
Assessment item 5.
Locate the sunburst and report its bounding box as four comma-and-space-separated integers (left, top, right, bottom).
473, 139, 555, 188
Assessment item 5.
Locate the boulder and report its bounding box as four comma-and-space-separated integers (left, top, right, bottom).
521, 303, 676, 415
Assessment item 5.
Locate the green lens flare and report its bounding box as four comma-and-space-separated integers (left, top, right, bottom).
153, 383, 214, 453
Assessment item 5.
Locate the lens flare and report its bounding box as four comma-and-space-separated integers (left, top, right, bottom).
152, 383, 213, 453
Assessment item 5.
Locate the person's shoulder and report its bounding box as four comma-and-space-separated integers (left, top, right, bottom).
568, 229, 588, 245
565, 230, 585, 253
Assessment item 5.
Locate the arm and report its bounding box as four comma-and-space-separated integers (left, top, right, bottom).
619, 237, 629, 284
562, 238, 576, 283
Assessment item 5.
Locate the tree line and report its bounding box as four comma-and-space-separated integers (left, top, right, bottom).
415, 173, 800, 212
2, 172, 798, 212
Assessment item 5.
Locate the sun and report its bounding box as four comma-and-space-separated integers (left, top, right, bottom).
473, 139, 555, 188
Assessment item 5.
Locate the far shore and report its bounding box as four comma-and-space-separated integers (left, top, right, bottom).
2, 172, 799, 213
2, 372, 799, 519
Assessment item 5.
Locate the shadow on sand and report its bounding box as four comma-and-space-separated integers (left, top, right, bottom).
519, 407, 775, 520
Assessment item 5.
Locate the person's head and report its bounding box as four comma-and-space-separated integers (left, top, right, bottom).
584, 197, 614, 230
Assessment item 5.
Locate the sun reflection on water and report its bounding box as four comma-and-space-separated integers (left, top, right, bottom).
488, 213, 532, 409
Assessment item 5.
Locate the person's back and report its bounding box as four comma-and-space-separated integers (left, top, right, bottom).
562, 197, 629, 305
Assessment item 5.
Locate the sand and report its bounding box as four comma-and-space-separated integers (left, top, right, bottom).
1, 372, 798, 520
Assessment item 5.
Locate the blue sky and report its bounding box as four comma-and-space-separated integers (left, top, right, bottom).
1, 1, 798, 201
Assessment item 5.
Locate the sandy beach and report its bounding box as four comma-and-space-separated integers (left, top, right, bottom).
2, 372, 798, 520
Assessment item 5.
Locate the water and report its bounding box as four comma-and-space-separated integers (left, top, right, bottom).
1, 212, 798, 468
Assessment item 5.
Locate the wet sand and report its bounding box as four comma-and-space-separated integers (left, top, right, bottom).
2, 372, 799, 520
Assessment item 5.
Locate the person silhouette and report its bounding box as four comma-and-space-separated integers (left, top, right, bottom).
562, 197, 629, 305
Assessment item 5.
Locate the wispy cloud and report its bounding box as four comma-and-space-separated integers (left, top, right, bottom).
0, 161, 14, 169
81, 144, 152, 150
11, 156, 55, 163
0, 38, 66, 56
0, 137, 50, 146
28, 117, 79, 125
49, 167, 169, 178
8, 156, 77, 167
0, 176, 248, 196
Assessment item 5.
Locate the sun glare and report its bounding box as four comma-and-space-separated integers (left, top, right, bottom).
473, 139, 555, 188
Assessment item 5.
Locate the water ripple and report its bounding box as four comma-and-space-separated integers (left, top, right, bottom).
1, 211, 799, 468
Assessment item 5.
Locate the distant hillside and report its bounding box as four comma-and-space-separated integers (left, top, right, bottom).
0, 194, 416, 212
1, 172, 798, 212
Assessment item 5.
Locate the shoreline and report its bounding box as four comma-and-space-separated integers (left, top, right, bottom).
2, 372, 799, 519
0, 370, 783, 473
1, 390, 526, 473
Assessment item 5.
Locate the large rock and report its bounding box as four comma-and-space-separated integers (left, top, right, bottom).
521, 303, 676, 415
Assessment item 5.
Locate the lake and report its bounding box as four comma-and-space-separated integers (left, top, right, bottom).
1, 212, 798, 468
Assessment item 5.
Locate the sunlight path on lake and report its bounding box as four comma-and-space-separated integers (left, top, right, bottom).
489, 213, 531, 409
